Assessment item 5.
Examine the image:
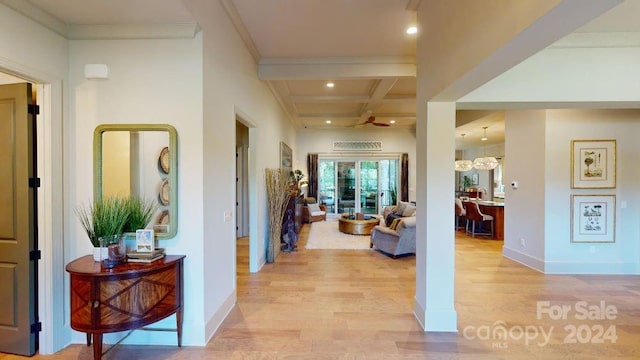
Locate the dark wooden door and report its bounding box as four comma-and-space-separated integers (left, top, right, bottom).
0, 82, 37, 356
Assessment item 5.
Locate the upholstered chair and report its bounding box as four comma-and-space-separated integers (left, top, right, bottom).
455, 198, 466, 231
463, 201, 494, 238
303, 198, 326, 223
370, 216, 416, 258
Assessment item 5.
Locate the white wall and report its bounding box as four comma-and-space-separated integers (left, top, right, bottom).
544, 109, 640, 274
502, 110, 547, 271
461, 46, 640, 104
296, 127, 417, 202
67, 34, 204, 345
501, 109, 640, 274
181, 0, 297, 342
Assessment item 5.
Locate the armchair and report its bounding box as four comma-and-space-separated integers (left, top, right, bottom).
370, 216, 416, 258
303, 199, 326, 223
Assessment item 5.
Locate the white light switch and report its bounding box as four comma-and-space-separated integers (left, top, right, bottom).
621, 200, 627, 209
224, 211, 232, 222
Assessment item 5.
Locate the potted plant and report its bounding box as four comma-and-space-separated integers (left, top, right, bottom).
123, 195, 156, 233
76, 196, 129, 261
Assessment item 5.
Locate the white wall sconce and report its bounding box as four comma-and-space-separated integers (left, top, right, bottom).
84, 64, 109, 80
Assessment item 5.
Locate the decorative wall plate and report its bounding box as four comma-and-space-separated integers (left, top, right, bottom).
157, 210, 170, 225
159, 179, 170, 205
159, 146, 170, 174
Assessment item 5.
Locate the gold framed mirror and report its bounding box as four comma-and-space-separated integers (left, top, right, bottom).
94, 124, 178, 239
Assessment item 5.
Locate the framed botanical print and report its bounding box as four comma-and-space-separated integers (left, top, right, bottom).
280, 141, 292, 173
571, 140, 616, 189
571, 195, 615, 243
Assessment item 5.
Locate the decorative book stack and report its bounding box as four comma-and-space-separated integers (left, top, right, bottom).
127, 248, 166, 263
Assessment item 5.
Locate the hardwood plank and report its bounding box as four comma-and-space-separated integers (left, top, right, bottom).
4, 228, 640, 358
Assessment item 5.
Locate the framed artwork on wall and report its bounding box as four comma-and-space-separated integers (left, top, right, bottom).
571, 194, 615, 243
571, 140, 616, 189
471, 173, 479, 186
280, 141, 292, 173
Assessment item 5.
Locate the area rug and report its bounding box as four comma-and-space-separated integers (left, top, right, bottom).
305, 216, 372, 250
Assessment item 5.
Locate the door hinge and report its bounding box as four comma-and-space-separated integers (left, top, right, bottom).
30, 250, 41, 261
30, 322, 42, 334
29, 177, 41, 188
28, 104, 40, 115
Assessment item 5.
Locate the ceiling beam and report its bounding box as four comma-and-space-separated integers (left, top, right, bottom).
365, 78, 398, 111
288, 95, 370, 103
406, 0, 422, 11
298, 113, 415, 120
258, 57, 416, 80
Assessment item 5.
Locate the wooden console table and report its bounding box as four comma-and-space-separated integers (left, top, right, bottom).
66, 255, 185, 360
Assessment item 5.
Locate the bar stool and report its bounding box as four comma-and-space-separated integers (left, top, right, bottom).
455, 198, 466, 231
463, 201, 494, 238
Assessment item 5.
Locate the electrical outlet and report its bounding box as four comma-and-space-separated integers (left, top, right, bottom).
520, 238, 526, 247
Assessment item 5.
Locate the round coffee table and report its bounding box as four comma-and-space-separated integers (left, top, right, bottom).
338, 214, 380, 235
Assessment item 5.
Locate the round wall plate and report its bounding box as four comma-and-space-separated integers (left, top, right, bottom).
159, 147, 170, 174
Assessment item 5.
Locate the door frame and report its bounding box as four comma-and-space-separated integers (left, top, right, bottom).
233, 108, 258, 272
318, 154, 402, 215
0, 63, 66, 354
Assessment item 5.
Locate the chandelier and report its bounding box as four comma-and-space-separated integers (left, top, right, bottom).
454, 134, 473, 172
472, 127, 498, 170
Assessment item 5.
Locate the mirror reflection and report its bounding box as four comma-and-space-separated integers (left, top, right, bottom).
94, 124, 178, 239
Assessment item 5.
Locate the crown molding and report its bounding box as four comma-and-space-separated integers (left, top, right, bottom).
221, 0, 261, 63
66, 23, 200, 40
1, 0, 199, 40
1, 0, 68, 37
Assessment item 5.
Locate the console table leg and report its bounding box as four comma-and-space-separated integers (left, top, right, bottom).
176, 309, 183, 347
92, 333, 103, 360
86, 332, 92, 346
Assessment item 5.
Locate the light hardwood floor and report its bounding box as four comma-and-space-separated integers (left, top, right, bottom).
4, 226, 640, 359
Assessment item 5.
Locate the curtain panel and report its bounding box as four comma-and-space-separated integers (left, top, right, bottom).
307, 153, 318, 199
401, 153, 409, 202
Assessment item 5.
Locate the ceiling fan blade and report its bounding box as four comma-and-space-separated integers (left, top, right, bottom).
372, 122, 390, 127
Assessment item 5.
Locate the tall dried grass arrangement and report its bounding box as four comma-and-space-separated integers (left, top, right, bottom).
265, 168, 290, 262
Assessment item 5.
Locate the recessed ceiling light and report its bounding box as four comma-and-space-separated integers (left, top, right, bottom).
325, 120, 332, 124
406, 26, 417, 35
390, 120, 396, 124
326, 82, 335, 88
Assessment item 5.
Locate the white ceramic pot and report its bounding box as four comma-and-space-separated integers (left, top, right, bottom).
92, 247, 108, 262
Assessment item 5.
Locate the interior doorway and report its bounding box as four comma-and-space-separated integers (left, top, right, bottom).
0, 76, 38, 356
235, 121, 249, 238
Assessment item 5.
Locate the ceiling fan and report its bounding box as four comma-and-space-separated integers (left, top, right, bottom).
355, 114, 390, 127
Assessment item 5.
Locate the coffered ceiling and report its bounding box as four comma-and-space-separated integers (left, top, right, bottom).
224, 0, 419, 130
5, 0, 640, 138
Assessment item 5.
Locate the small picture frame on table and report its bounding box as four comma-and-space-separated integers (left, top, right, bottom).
136, 229, 155, 252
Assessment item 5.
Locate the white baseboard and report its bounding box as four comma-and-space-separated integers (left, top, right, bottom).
502, 246, 544, 272
205, 290, 237, 343
414, 297, 458, 332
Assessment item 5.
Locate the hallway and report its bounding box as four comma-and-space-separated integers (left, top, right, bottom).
10, 227, 640, 359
